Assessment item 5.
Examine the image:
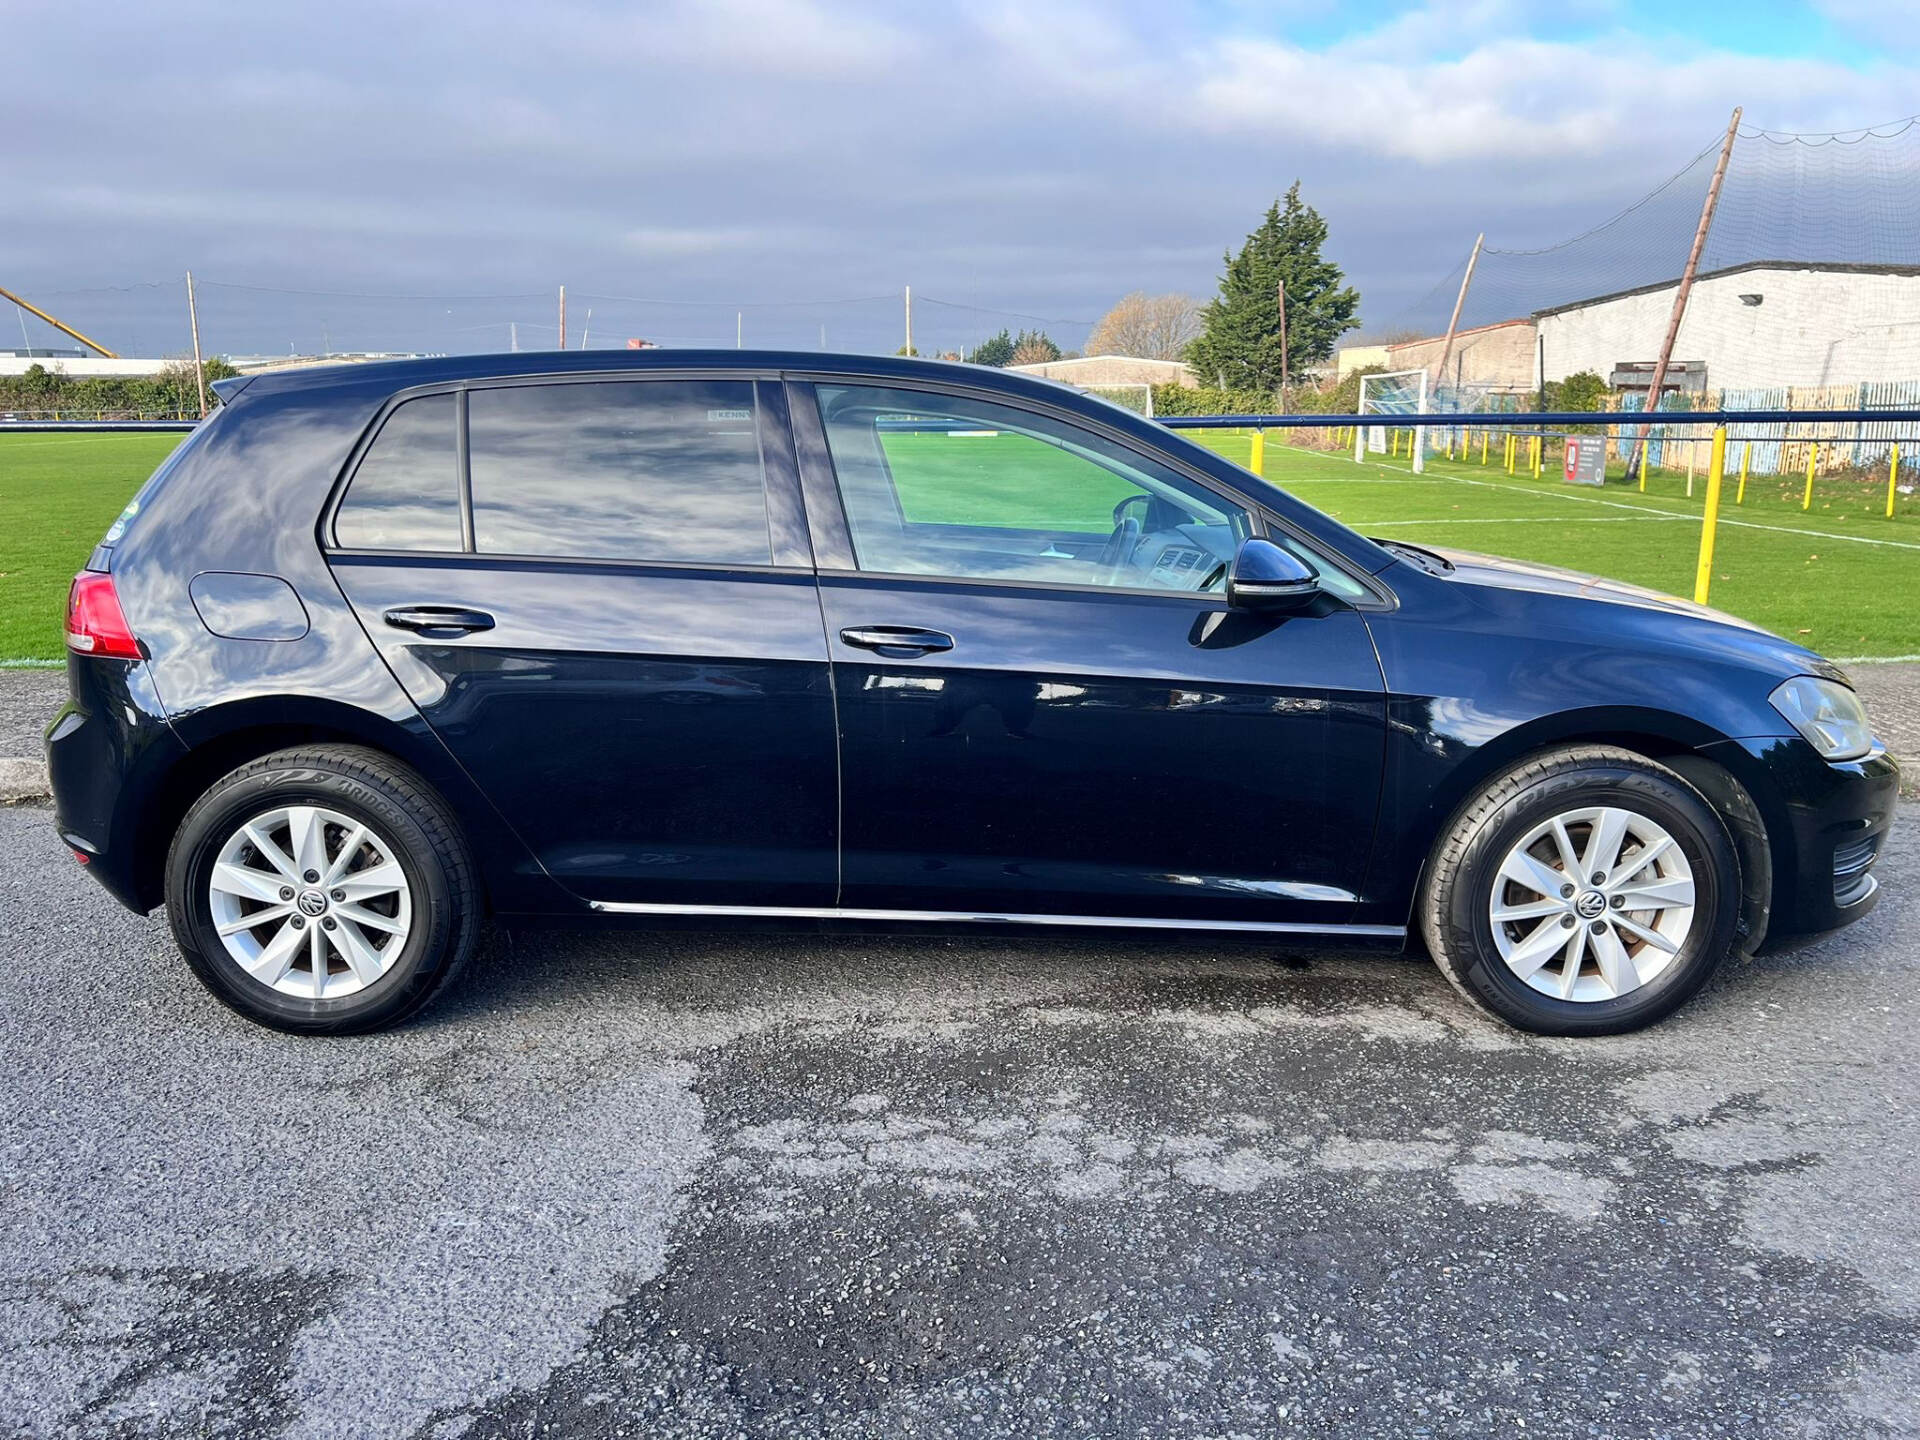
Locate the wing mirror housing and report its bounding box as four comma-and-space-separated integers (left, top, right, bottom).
1227, 537, 1320, 612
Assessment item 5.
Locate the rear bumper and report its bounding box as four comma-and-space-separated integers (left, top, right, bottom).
45, 654, 184, 913
1703, 735, 1899, 942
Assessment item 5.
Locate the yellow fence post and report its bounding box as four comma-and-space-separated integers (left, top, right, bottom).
1736, 440, 1750, 504
1694, 426, 1727, 605
1802, 443, 1819, 511
1248, 429, 1265, 478
1889, 443, 1902, 519
1480, 431, 1488, 465
1533, 434, 1543, 478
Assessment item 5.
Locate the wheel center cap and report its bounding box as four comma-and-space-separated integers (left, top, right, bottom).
297, 889, 329, 917
1574, 890, 1607, 920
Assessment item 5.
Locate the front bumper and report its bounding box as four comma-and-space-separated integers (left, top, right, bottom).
1703, 734, 1899, 942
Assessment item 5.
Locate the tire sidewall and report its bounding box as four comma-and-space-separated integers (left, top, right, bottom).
1444, 763, 1739, 1035
167, 760, 459, 1033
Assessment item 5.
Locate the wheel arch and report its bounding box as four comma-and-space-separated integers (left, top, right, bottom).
1387, 705, 1759, 934
132, 698, 511, 914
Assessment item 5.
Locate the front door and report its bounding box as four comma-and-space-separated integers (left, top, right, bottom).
327, 375, 837, 907
796, 380, 1387, 926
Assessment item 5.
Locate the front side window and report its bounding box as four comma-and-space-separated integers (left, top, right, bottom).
815, 384, 1252, 592
468, 380, 772, 565
334, 393, 461, 551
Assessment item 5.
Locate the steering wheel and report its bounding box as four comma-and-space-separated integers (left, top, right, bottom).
1097, 494, 1150, 576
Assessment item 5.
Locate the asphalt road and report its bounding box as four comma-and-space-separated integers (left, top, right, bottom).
1, 798, 1916, 1438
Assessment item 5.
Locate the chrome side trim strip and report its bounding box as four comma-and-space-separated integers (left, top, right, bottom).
584, 899, 1404, 939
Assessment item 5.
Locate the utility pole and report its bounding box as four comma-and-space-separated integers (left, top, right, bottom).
579, 308, 591, 350
1628, 105, 1742, 480
1433, 233, 1483, 403
820, 323, 827, 351
904, 285, 912, 357
736, 311, 743, 348
558, 285, 567, 350
185, 271, 208, 419
1276, 279, 1289, 406
510, 322, 518, 353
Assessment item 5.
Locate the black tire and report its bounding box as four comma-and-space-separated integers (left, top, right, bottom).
165, 745, 480, 1034
1418, 745, 1741, 1037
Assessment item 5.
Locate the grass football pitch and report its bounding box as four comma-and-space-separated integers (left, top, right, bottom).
2, 428, 1915, 663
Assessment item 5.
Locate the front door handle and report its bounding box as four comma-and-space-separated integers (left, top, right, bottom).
383, 605, 496, 637
839, 626, 955, 656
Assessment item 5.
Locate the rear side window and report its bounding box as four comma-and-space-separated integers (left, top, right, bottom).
334, 394, 462, 551
467, 380, 771, 565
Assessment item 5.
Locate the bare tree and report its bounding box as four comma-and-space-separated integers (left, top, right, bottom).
1086, 292, 1203, 361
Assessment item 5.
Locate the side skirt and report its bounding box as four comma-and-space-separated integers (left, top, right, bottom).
584, 899, 1405, 940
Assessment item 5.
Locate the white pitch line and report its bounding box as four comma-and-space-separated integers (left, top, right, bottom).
1277, 446, 1920, 552
1364, 515, 1690, 526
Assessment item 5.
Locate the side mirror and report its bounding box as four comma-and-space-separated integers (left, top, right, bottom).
1227, 537, 1320, 611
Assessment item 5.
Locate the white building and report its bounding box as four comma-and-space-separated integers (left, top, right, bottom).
1536, 262, 1920, 394
0, 353, 174, 379
1007, 355, 1196, 388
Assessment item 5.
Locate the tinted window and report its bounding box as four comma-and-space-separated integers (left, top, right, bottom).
816, 384, 1252, 592
334, 394, 460, 551
468, 380, 771, 565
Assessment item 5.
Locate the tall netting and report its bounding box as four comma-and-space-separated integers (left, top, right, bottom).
1389, 113, 1920, 339
1382, 113, 1920, 479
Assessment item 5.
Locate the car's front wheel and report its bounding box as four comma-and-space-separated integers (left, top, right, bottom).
1420, 745, 1741, 1036
165, 745, 479, 1034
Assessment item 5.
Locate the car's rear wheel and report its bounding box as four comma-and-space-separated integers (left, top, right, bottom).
1419, 745, 1741, 1036
166, 745, 479, 1034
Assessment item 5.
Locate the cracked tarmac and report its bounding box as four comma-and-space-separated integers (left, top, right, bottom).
1, 803, 1916, 1437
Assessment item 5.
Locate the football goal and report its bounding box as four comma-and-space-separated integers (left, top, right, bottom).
1356, 369, 1430, 473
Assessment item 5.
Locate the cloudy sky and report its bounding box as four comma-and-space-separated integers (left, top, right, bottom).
4, 0, 1917, 357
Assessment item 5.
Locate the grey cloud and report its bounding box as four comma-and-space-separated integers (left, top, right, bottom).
1, 0, 1898, 358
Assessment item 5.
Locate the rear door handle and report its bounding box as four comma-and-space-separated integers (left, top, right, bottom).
383, 605, 496, 637
839, 626, 954, 656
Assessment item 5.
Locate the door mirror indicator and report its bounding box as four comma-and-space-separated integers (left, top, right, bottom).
1227, 538, 1320, 611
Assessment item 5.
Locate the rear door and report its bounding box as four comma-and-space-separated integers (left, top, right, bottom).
325, 374, 837, 907
793, 379, 1389, 928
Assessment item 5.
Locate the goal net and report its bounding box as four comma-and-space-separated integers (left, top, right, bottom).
1356, 368, 1430, 472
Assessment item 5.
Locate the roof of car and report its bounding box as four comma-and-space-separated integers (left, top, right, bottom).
216, 348, 1097, 410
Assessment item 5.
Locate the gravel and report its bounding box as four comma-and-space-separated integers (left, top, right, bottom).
1, 800, 1916, 1438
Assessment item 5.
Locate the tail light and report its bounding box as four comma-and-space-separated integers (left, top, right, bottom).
65, 572, 142, 660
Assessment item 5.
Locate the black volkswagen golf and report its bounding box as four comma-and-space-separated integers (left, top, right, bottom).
48, 351, 1896, 1036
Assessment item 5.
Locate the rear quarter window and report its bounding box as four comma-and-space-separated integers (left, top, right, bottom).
333, 393, 462, 551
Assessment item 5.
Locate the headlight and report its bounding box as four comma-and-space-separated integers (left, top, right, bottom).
1769, 676, 1873, 761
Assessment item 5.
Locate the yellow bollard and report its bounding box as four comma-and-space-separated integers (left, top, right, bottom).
1736, 441, 1750, 505
1248, 429, 1265, 477
1889, 443, 1902, 519
1532, 435, 1543, 478
1480, 430, 1489, 465
1694, 426, 1727, 605
1802, 442, 1819, 511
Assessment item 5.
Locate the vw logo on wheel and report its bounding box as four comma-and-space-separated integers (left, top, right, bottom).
1574, 890, 1607, 920
297, 889, 329, 917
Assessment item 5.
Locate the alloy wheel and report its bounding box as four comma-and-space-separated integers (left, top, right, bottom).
1488, 804, 1696, 1003
207, 804, 414, 999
